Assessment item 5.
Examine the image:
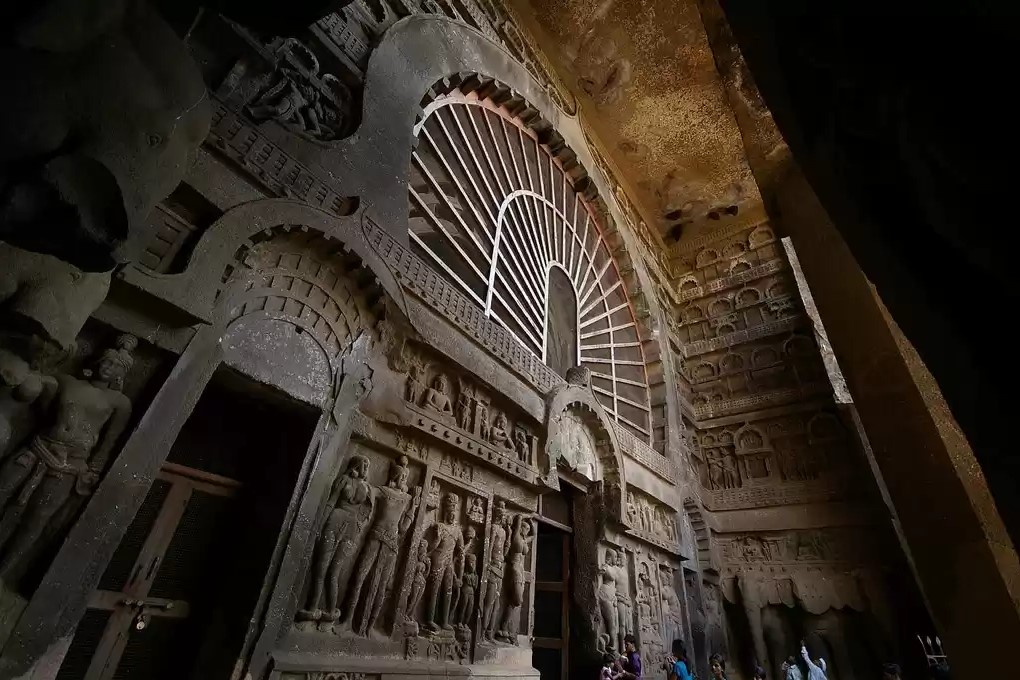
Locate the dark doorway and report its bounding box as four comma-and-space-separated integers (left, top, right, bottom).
544, 265, 579, 378
532, 488, 574, 680
56, 368, 318, 680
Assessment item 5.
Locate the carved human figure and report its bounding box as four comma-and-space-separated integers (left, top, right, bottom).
455, 553, 478, 629
723, 454, 740, 488
597, 546, 620, 651
424, 492, 467, 632
613, 549, 633, 652
477, 402, 490, 441
626, 492, 639, 526
343, 456, 420, 636
660, 569, 683, 648
406, 363, 425, 405
423, 375, 454, 419
298, 453, 373, 624
406, 538, 431, 618
0, 335, 136, 580
488, 412, 512, 450
512, 425, 529, 462
455, 389, 472, 431
450, 525, 477, 618
499, 514, 533, 644
467, 496, 484, 524
708, 451, 725, 490
0, 349, 56, 456
481, 500, 511, 640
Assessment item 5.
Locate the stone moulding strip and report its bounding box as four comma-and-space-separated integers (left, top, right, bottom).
612, 420, 679, 485
692, 383, 832, 419
668, 216, 771, 258
407, 403, 542, 487
625, 526, 683, 556
703, 481, 848, 512
676, 258, 786, 303
206, 100, 351, 216
683, 316, 801, 357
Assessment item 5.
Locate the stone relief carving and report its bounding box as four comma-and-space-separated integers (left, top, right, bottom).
596, 546, 620, 653
498, 513, 534, 644
298, 454, 374, 628
343, 456, 420, 636
223, 35, 352, 142
625, 490, 679, 553
481, 500, 511, 641
0, 335, 135, 588
423, 491, 466, 633
660, 568, 684, 651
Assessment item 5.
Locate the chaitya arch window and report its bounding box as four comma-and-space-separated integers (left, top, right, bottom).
408, 87, 652, 440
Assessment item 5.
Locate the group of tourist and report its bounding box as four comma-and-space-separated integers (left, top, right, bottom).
595, 637, 947, 680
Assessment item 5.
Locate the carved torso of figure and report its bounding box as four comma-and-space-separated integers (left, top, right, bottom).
370, 484, 414, 549
45, 374, 127, 466
424, 376, 454, 417
486, 517, 510, 578
455, 392, 471, 430
489, 413, 511, 449
431, 514, 464, 577
513, 427, 529, 461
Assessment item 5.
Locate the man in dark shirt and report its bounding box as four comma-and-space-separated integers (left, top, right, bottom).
621, 634, 642, 679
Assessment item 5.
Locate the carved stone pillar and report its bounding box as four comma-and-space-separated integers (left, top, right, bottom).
738, 572, 768, 672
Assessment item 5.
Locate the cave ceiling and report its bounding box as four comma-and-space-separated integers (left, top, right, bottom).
511, 0, 764, 242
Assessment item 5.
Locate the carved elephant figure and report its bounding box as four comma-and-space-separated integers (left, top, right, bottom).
1, 0, 212, 270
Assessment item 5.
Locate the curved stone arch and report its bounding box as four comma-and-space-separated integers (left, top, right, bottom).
543, 369, 628, 520
120, 199, 406, 324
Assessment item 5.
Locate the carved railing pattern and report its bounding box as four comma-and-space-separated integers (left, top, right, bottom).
668, 218, 771, 258
676, 258, 786, 302
683, 317, 801, 357
693, 383, 831, 420
704, 479, 850, 511
206, 101, 351, 216
611, 421, 679, 485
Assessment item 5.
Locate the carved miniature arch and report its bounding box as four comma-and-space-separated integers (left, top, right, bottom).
734, 423, 769, 453
121, 200, 407, 326
543, 368, 628, 517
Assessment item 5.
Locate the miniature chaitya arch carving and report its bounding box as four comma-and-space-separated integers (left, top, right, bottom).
408, 85, 652, 441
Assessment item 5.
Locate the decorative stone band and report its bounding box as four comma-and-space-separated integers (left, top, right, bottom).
683, 316, 801, 358
625, 525, 682, 556
406, 402, 542, 487
611, 420, 680, 485
703, 479, 849, 512
676, 258, 786, 302
693, 383, 832, 420
206, 99, 352, 216
668, 217, 772, 258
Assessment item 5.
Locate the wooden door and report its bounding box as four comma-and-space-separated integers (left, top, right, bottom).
532, 520, 571, 680
56, 463, 240, 680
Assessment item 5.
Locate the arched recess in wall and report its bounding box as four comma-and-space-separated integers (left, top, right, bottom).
408, 84, 653, 441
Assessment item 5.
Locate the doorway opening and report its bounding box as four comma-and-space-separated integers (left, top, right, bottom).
532, 485, 577, 680
56, 368, 318, 680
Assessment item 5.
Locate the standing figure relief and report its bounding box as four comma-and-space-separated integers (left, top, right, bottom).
298, 454, 373, 628
498, 513, 533, 644
0, 335, 135, 585
424, 491, 466, 632
481, 500, 511, 641
343, 455, 420, 636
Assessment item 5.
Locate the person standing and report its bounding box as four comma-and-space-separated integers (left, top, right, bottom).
709, 653, 729, 680
615, 634, 642, 680
801, 642, 827, 680
665, 639, 693, 680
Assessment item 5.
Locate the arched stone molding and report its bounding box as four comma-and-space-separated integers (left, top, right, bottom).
543, 367, 626, 515
120, 199, 405, 324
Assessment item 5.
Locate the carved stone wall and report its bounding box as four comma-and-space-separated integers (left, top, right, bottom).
0, 3, 916, 680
